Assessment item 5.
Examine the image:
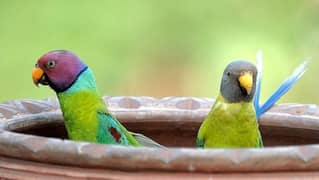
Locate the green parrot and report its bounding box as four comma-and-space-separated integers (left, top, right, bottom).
197, 61, 263, 148
32, 50, 162, 147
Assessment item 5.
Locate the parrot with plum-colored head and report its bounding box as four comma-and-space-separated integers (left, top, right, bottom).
32, 50, 162, 147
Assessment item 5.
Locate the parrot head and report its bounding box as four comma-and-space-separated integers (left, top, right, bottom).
32, 50, 87, 93
220, 61, 257, 103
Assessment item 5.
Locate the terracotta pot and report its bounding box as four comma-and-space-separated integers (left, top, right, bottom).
0, 96, 318, 179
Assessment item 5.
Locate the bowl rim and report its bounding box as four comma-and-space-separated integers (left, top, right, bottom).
0, 96, 319, 173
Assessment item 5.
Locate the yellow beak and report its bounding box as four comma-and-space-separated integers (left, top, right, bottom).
32, 68, 44, 86
238, 71, 253, 95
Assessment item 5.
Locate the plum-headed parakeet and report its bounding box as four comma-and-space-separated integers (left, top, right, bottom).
32, 50, 162, 147
197, 61, 262, 148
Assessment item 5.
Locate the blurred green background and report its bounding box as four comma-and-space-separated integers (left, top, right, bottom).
0, 1, 318, 104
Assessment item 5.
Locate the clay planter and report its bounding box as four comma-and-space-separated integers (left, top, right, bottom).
0, 96, 319, 179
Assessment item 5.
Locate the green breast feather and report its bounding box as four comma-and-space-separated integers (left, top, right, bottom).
197, 95, 263, 148
57, 68, 140, 146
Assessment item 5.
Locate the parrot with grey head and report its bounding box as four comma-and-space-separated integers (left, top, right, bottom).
197, 52, 307, 148
197, 61, 263, 148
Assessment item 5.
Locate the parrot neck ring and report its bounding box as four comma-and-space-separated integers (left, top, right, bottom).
32, 68, 49, 86
238, 71, 253, 95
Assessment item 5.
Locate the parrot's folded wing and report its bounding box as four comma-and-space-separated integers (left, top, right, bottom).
129, 132, 166, 148
257, 132, 264, 147
254, 50, 308, 119
196, 137, 204, 148
97, 111, 141, 146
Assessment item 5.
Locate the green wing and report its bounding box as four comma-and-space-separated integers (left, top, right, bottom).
97, 111, 141, 146
257, 131, 264, 147
196, 116, 208, 148
196, 137, 205, 148
97, 111, 164, 147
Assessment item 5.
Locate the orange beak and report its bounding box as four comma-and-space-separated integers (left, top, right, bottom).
238, 71, 253, 95
32, 68, 44, 86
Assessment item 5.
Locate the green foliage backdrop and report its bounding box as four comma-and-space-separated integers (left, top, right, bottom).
0, 1, 318, 103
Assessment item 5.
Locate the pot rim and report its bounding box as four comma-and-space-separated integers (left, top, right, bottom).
0, 96, 318, 173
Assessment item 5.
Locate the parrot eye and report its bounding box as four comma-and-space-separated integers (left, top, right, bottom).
46, 60, 56, 69
226, 72, 231, 76
35, 63, 39, 68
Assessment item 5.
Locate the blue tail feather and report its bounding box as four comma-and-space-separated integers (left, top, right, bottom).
254, 51, 308, 119
254, 50, 263, 117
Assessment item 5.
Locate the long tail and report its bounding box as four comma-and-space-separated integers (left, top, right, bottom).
254, 50, 263, 118
130, 131, 166, 148
254, 51, 308, 119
